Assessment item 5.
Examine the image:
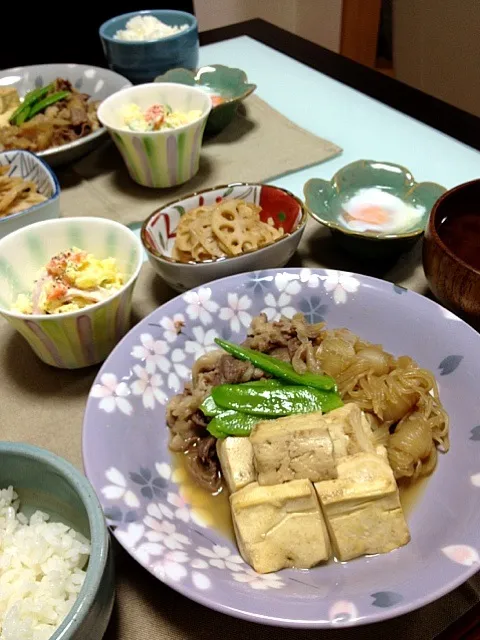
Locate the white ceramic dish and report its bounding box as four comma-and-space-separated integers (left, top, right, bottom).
0, 63, 131, 166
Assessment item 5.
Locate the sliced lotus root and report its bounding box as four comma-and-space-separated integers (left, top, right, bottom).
191, 241, 214, 262
211, 202, 245, 256
174, 206, 212, 252
190, 210, 225, 259
171, 245, 193, 263
172, 197, 287, 263
174, 225, 194, 253
237, 200, 261, 223
257, 223, 283, 246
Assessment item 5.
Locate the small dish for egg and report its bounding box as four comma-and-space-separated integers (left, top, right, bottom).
155, 64, 256, 134
141, 182, 306, 292
304, 160, 446, 259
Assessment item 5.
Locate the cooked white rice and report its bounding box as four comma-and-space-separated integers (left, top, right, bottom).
0, 486, 91, 640
114, 15, 188, 41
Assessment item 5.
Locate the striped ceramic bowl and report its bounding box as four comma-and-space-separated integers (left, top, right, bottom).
0, 217, 143, 369
97, 82, 211, 188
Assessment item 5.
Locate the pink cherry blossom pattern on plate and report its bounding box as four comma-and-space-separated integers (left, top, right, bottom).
219, 293, 252, 334
328, 600, 359, 624
196, 545, 245, 572
159, 313, 186, 342
90, 373, 133, 416
322, 270, 360, 304
442, 545, 480, 566
262, 292, 296, 321
101, 467, 140, 508
232, 568, 285, 590
131, 333, 170, 373
130, 364, 168, 409
183, 287, 219, 325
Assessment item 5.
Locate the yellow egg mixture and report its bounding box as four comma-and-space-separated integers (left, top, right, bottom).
13, 248, 124, 315
120, 102, 201, 132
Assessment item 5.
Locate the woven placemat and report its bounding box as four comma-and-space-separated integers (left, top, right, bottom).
57, 95, 342, 225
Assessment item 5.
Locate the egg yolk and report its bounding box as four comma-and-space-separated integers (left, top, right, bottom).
345, 205, 390, 226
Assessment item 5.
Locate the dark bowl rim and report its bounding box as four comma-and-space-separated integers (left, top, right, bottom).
0, 442, 109, 640
140, 181, 308, 266
154, 64, 257, 110
99, 9, 198, 45
427, 178, 480, 276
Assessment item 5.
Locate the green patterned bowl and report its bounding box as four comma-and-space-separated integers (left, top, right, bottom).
0, 442, 114, 640
98, 82, 211, 188
0, 217, 143, 369
304, 160, 446, 259
155, 64, 256, 134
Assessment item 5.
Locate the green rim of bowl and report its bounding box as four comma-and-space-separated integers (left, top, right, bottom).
303, 159, 446, 241
155, 64, 257, 110
0, 442, 109, 640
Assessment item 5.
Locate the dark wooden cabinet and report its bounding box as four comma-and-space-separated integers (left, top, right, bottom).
1, 3, 195, 70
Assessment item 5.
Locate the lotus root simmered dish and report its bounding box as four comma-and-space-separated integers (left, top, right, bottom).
166, 312, 449, 573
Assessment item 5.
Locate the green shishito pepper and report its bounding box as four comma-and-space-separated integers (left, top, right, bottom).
28, 91, 70, 119
212, 384, 343, 417
199, 395, 222, 417
207, 411, 261, 438
214, 338, 337, 392
9, 84, 53, 125
241, 379, 284, 387
9, 86, 69, 125
200, 380, 285, 417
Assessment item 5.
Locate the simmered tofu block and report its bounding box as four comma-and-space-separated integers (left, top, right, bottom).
314, 449, 410, 561
323, 403, 376, 459
216, 437, 256, 493
250, 412, 337, 485
231, 479, 331, 573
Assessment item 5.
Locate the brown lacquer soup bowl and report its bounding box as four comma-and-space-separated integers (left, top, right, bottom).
423, 179, 480, 325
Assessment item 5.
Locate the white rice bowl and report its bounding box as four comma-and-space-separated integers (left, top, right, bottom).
0, 487, 90, 640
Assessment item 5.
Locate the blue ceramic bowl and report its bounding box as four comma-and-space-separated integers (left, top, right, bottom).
99, 10, 199, 85
0, 150, 60, 239
0, 442, 115, 640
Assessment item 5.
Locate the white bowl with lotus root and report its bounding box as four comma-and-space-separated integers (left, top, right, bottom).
141, 182, 307, 292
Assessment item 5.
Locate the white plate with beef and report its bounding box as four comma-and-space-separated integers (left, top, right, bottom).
0, 63, 131, 166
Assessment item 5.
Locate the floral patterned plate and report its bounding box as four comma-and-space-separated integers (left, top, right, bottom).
83, 268, 480, 628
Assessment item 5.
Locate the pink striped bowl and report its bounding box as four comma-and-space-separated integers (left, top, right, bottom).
0, 217, 143, 369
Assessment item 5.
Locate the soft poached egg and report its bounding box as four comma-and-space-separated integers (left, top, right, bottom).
339, 188, 425, 234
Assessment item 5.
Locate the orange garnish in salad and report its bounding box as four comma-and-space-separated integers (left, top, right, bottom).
145, 105, 165, 130
46, 256, 67, 277
46, 282, 68, 301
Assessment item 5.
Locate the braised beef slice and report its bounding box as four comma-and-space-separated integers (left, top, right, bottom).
184, 436, 221, 492
219, 354, 264, 384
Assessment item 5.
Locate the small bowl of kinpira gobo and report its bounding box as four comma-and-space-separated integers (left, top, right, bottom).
141, 182, 307, 292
